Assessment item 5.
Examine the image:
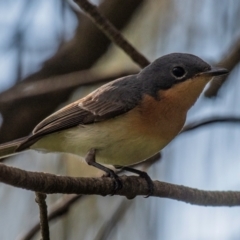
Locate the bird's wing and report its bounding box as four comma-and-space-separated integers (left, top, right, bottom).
17, 75, 142, 150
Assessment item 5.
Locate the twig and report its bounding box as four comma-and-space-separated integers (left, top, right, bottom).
18, 194, 82, 240
35, 193, 50, 240
0, 70, 136, 103
1, 163, 240, 206
204, 36, 240, 97
74, 0, 150, 68
181, 116, 240, 133
23, 0, 144, 81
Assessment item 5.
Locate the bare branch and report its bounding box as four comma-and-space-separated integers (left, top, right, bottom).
18, 194, 82, 240
182, 116, 240, 133
204, 36, 240, 97
35, 193, 50, 240
0, 70, 136, 103
1, 163, 240, 206
24, 0, 145, 81
74, 0, 150, 68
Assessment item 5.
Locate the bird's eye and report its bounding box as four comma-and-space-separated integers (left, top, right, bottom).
172, 67, 186, 79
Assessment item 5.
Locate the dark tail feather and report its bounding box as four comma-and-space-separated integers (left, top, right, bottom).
0, 137, 27, 159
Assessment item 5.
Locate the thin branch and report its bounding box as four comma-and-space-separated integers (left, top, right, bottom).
35, 192, 50, 240
74, 0, 150, 68
18, 194, 82, 240
0, 70, 136, 103
1, 163, 240, 206
23, 0, 144, 81
204, 36, 240, 97
181, 116, 240, 133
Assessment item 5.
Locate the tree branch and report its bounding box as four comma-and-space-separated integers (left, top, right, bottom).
35, 192, 50, 240
18, 194, 82, 240
1, 163, 240, 206
17, 155, 160, 239
182, 116, 240, 133
0, 70, 136, 103
74, 0, 150, 68
204, 36, 240, 97
24, 0, 145, 81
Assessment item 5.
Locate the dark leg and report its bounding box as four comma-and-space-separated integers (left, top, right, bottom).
85, 149, 122, 193
120, 166, 154, 197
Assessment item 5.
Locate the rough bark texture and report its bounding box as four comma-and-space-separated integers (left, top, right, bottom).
1, 163, 240, 206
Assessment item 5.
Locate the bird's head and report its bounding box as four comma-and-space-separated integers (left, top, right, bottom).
139, 53, 228, 108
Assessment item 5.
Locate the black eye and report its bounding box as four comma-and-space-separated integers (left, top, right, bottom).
172, 67, 186, 78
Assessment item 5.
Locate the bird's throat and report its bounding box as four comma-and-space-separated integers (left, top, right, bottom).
159, 77, 209, 111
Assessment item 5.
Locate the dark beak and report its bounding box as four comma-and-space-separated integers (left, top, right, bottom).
200, 66, 229, 77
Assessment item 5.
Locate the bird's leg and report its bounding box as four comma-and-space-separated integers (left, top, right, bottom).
85, 149, 122, 194
118, 166, 154, 197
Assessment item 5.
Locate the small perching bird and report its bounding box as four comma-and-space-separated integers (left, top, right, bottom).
0, 53, 228, 193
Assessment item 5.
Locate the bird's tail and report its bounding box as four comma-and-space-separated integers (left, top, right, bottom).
0, 137, 27, 159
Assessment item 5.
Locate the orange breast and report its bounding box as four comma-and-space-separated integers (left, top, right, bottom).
125, 93, 187, 142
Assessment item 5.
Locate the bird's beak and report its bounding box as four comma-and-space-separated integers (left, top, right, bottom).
199, 66, 229, 77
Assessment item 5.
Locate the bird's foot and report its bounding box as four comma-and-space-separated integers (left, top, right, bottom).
85, 149, 122, 195
120, 166, 154, 197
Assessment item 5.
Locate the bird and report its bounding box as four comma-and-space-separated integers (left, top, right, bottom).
0, 53, 228, 194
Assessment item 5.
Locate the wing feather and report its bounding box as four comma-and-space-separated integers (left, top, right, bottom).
17, 75, 143, 150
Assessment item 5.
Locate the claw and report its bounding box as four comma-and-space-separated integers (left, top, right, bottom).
120, 166, 154, 197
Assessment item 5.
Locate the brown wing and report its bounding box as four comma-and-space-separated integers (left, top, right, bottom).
17, 75, 143, 150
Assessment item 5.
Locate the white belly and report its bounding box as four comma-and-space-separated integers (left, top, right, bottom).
31, 116, 169, 166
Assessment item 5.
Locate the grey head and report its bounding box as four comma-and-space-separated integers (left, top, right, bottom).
139, 53, 228, 96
